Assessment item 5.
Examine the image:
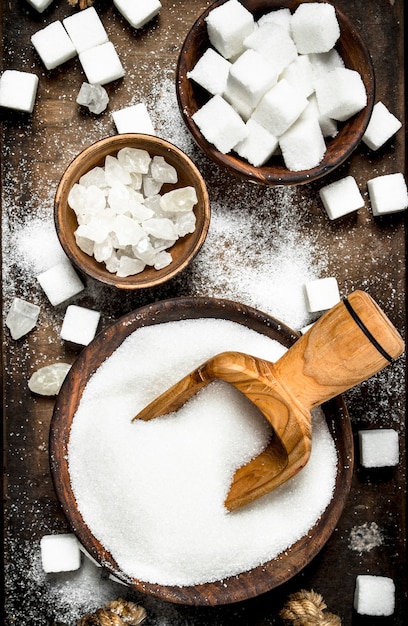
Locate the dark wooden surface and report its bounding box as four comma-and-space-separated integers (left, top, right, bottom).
1, 1, 406, 624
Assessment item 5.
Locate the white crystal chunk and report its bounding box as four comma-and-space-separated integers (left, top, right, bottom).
28, 362, 71, 396
6, 297, 41, 340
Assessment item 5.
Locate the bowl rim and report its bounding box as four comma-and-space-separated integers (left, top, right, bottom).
49, 296, 354, 606
176, 0, 376, 186
54, 134, 211, 289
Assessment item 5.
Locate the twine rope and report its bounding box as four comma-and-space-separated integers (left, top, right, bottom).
76, 598, 147, 626
280, 590, 341, 626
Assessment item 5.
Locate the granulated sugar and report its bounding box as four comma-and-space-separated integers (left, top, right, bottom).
68, 317, 337, 586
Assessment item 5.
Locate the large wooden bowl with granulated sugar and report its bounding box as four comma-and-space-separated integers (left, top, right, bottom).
176, 0, 375, 186
54, 134, 210, 289
50, 297, 354, 606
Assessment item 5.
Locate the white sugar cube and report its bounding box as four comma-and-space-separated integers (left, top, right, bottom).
304, 277, 340, 313
234, 118, 278, 167
281, 55, 314, 99
258, 8, 291, 31
251, 79, 308, 137
358, 429, 399, 468
291, 2, 340, 54
308, 49, 345, 84
367, 172, 408, 216
31, 21, 77, 70
40, 534, 81, 573
63, 6, 109, 54
362, 101, 402, 151
61, 305, 101, 346
25, 0, 54, 13
192, 94, 248, 154
205, 0, 255, 59
6, 297, 40, 340
225, 49, 278, 111
79, 42, 125, 85
113, 0, 162, 29
315, 67, 367, 122
244, 21, 297, 75
187, 48, 231, 96
0, 70, 39, 113
37, 260, 84, 306
354, 575, 395, 616
279, 115, 326, 171
319, 176, 364, 220
112, 102, 155, 135
302, 93, 338, 138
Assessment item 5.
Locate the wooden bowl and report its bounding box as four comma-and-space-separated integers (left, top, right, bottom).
176, 0, 375, 186
54, 135, 210, 289
50, 297, 354, 606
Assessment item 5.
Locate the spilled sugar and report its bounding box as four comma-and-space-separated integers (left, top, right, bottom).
68, 318, 337, 586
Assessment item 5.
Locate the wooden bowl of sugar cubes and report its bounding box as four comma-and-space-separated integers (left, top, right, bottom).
176, 0, 375, 185
54, 134, 210, 289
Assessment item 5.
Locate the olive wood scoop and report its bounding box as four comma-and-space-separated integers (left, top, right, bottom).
132, 291, 404, 511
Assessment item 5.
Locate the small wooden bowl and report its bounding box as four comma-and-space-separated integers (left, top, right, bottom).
176, 0, 375, 186
50, 297, 354, 606
54, 135, 210, 289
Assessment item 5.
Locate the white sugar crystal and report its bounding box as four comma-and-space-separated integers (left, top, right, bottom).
154, 250, 172, 270
304, 277, 340, 312
151, 156, 178, 183
205, 0, 255, 59
174, 210, 196, 237
251, 79, 308, 137
354, 575, 395, 616
225, 49, 278, 111
36, 260, 84, 306
113, 214, 145, 246
117, 147, 151, 173
6, 297, 40, 340
113, 0, 162, 29
132, 238, 157, 264
279, 115, 326, 171
244, 21, 298, 75
367, 172, 408, 216
31, 21, 77, 70
79, 166, 107, 189
112, 102, 155, 134
116, 256, 146, 277
160, 186, 198, 213
192, 94, 248, 153
40, 534, 81, 573
187, 48, 231, 96
143, 217, 178, 240
315, 67, 367, 122
319, 176, 364, 220
25, 0, 54, 13
28, 362, 71, 396
291, 2, 340, 54
0, 70, 39, 113
75, 232, 94, 256
104, 154, 132, 185
63, 6, 109, 54
358, 429, 399, 468
143, 175, 163, 197
105, 251, 120, 274
79, 41, 125, 86
94, 239, 113, 263
281, 54, 314, 99
234, 118, 278, 167
362, 101, 402, 151
61, 305, 101, 346
76, 82, 109, 114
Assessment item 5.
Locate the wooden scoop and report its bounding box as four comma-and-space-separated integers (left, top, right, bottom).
132, 291, 404, 511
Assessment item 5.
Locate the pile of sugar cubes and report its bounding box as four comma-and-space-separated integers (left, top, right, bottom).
187, 0, 368, 170
0, 1, 162, 114
68, 147, 198, 277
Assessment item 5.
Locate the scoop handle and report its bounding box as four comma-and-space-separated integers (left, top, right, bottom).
274, 290, 405, 410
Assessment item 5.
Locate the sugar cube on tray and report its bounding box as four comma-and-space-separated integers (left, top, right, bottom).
40, 534, 81, 573
112, 102, 155, 134
0, 70, 39, 113
354, 575, 395, 616
113, 0, 162, 29
319, 176, 364, 220
61, 305, 101, 346
36, 260, 84, 306
367, 172, 408, 216
362, 101, 402, 150
79, 41, 125, 86
63, 6, 109, 54
304, 277, 341, 313
31, 21, 77, 71
358, 428, 399, 468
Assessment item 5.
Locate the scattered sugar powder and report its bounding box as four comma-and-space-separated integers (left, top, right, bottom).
68, 318, 337, 587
